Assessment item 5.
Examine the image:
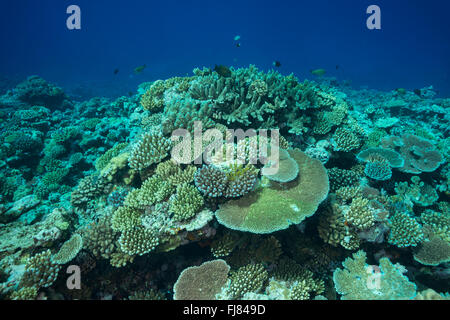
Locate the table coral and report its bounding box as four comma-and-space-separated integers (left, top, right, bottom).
215, 149, 329, 233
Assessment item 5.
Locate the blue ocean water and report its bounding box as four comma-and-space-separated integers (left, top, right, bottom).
1, 0, 449, 96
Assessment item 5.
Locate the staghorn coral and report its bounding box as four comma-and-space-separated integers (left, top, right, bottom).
95, 143, 128, 171
71, 174, 110, 208
327, 167, 360, 192
173, 259, 230, 300
211, 232, 240, 258
111, 205, 143, 232
363, 156, 393, 181
140, 80, 166, 111
336, 186, 363, 203
124, 175, 174, 210
333, 250, 417, 300
162, 96, 215, 134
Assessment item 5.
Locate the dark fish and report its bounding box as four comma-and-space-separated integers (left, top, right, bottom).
413, 89, 422, 97
236, 43, 241, 48
310, 69, 326, 76
273, 61, 281, 67
128, 91, 134, 97
336, 65, 340, 70
214, 65, 232, 77
114, 69, 119, 75
134, 64, 146, 74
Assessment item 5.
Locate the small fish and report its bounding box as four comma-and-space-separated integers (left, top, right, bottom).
413, 89, 422, 97
396, 88, 406, 95
236, 42, 241, 48
336, 65, 340, 70
310, 68, 326, 77
273, 61, 281, 68
234, 35, 241, 41
134, 64, 146, 74
128, 91, 134, 97
113, 69, 119, 75
214, 65, 232, 77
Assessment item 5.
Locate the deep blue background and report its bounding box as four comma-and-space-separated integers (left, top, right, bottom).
0, 0, 449, 97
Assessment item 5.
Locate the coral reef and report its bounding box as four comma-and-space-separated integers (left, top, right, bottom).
0, 66, 448, 301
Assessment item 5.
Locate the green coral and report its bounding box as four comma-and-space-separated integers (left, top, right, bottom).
388, 211, 424, 248
95, 143, 128, 171
216, 149, 329, 233
169, 183, 204, 222
53, 234, 83, 264
332, 127, 361, 152
413, 236, 450, 266
333, 250, 417, 300
118, 226, 159, 256
228, 263, 268, 299
128, 131, 172, 170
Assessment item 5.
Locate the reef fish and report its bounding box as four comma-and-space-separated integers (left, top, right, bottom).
214, 65, 232, 77
310, 68, 326, 77
134, 64, 146, 74
273, 61, 281, 67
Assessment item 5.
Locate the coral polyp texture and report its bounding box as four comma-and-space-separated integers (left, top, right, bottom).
0, 64, 448, 301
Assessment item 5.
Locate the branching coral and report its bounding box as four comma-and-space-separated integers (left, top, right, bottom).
194, 163, 258, 198
388, 211, 424, 248
333, 250, 417, 300
194, 165, 228, 197
345, 197, 375, 230
395, 176, 439, 207
118, 226, 159, 256
227, 263, 268, 299
169, 183, 204, 221
20, 249, 61, 289
332, 127, 361, 152
128, 131, 171, 170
